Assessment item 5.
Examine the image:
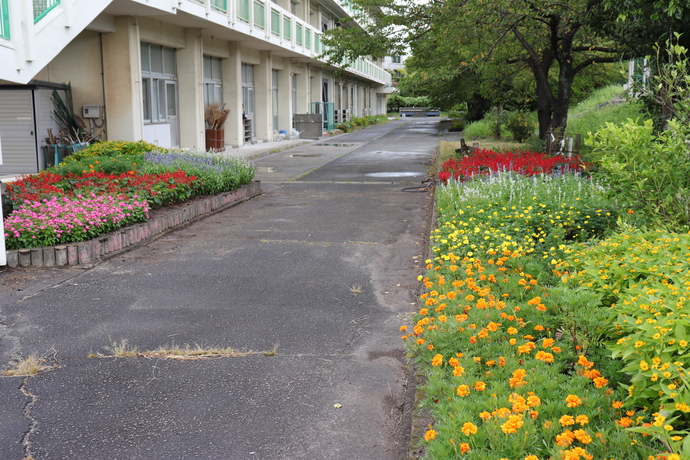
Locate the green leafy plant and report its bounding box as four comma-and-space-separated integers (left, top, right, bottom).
586, 118, 690, 230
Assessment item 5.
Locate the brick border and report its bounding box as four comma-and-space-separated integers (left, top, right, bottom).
4, 181, 261, 268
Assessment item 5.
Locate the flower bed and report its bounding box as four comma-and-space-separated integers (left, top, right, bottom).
408, 148, 685, 459
438, 149, 588, 183
3, 141, 255, 250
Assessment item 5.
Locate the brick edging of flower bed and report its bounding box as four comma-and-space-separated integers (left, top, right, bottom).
4, 181, 261, 269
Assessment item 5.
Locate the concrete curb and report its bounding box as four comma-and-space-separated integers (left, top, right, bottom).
4, 181, 262, 269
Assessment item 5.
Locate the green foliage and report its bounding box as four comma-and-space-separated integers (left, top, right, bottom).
557, 230, 690, 454
52, 154, 144, 176
386, 94, 432, 111
63, 140, 161, 163
505, 111, 534, 143
448, 119, 465, 132
586, 118, 690, 230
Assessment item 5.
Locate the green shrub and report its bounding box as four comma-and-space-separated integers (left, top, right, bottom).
586, 118, 690, 230
505, 111, 534, 143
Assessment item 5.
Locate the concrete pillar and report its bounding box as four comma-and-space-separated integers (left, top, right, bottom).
255, 51, 272, 141
294, 65, 309, 114
102, 16, 143, 142
178, 28, 205, 150
224, 42, 243, 147
277, 59, 292, 133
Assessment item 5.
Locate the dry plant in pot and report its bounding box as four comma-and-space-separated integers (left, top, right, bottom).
205, 103, 230, 151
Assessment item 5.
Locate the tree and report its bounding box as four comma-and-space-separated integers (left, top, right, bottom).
323, 0, 622, 138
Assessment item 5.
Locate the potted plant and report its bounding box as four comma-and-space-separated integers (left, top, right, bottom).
204, 103, 230, 151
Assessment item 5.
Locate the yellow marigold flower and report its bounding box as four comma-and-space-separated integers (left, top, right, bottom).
565, 395, 583, 408
431, 354, 443, 366
525, 456, 539, 460
424, 429, 436, 441
474, 381, 486, 391
527, 395, 541, 407
457, 385, 470, 397
479, 411, 492, 420
461, 422, 478, 436
453, 366, 465, 377
507, 327, 518, 335
535, 351, 554, 363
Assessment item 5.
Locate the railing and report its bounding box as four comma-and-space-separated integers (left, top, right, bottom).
34, 0, 60, 23
0, 0, 9, 39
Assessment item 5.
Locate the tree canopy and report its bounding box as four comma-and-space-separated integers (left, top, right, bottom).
323, 0, 686, 137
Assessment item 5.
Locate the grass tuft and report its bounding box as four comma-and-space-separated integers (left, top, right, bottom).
2, 355, 53, 377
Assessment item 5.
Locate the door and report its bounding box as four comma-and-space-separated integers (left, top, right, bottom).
166, 81, 179, 148
0, 90, 38, 174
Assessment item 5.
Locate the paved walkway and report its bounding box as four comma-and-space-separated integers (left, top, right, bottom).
0, 119, 443, 460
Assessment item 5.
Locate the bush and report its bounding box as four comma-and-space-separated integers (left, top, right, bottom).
505, 111, 534, 143
586, 118, 690, 230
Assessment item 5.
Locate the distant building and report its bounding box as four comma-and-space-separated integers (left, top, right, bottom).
0, 0, 393, 175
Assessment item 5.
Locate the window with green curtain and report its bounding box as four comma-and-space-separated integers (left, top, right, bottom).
283, 17, 291, 40
271, 9, 280, 35
305, 29, 311, 48
33, 0, 60, 23
253, 0, 265, 29
295, 23, 303, 46
211, 0, 227, 11
0, 0, 9, 39
314, 34, 320, 53
238, 0, 250, 22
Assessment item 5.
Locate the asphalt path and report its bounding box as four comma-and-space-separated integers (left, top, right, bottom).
0, 118, 441, 460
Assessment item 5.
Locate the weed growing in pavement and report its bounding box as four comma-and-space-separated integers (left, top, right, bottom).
2, 355, 54, 377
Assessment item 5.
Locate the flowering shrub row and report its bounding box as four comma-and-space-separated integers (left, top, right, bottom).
438, 149, 588, 183
411, 164, 683, 458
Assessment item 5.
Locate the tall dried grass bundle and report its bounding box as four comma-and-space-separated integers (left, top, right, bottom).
205, 103, 230, 130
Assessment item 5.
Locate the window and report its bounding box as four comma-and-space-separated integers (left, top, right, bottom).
141, 42, 177, 124
204, 55, 223, 107
392, 55, 401, 64
242, 63, 255, 118
292, 74, 297, 114
272, 70, 279, 129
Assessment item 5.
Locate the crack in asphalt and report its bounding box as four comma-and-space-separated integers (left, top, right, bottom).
20, 377, 38, 459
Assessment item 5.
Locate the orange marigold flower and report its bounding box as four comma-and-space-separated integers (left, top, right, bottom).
419, 308, 429, 315
529, 410, 539, 419
573, 429, 592, 444
461, 422, 478, 436
431, 354, 443, 366
479, 411, 492, 421
535, 351, 555, 363
542, 338, 555, 348
611, 401, 624, 409
575, 415, 589, 425
416, 338, 425, 345
565, 395, 583, 408
507, 327, 518, 335
559, 415, 576, 426
577, 355, 594, 369
534, 324, 545, 331
498, 357, 506, 366
459, 442, 470, 454
424, 428, 436, 441
453, 366, 465, 377
448, 357, 459, 367
486, 360, 496, 366
616, 417, 633, 427
551, 346, 562, 353
593, 376, 608, 388
555, 429, 575, 447
527, 297, 541, 305
475, 381, 487, 391
457, 385, 470, 397
525, 456, 539, 460
500, 414, 524, 434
